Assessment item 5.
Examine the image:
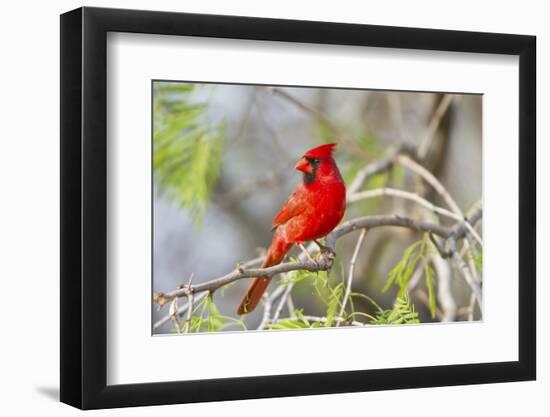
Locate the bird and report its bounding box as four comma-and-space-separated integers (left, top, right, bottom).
237, 143, 346, 315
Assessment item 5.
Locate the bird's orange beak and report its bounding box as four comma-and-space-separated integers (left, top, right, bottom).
294, 157, 312, 174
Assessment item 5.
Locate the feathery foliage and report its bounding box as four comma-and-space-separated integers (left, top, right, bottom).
153, 82, 224, 227
268, 309, 317, 330
383, 233, 437, 319
325, 282, 344, 327
183, 293, 246, 333
370, 292, 420, 325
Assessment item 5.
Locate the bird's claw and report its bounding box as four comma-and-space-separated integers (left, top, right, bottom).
312, 259, 324, 272
320, 246, 336, 259
315, 240, 336, 258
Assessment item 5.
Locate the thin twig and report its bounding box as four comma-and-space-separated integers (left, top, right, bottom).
153, 291, 208, 330
413, 288, 443, 321
286, 295, 295, 315
272, 283, 294, 325
256, 293, 272, 330
346, 147, 401, 196
418, 94, 454, 160
267, 86, 370, 160
169, 298, 180, 333
183, 292, 194, 333
407, 265, 425, 291
467, 292, 477, 321
271, 242, 317, 324
387, 93, 404, 139
267, 278, 287, 303
348, 187, 482, 245
448, 238, 483, 315
232, 88, 257, 145
337, 229, 367, 326
429, 233, 451, 258
430, 253, 456, 321
396, 154, 462, 216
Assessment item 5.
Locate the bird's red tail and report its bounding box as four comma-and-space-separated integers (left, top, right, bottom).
237, 234, 292, 315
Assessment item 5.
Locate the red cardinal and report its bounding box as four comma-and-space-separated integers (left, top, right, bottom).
237, 143, 346, 315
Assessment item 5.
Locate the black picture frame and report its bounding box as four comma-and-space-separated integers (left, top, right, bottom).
60, 6, 536, 410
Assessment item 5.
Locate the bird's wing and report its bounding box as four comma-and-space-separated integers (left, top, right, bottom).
271, 187, 307, 231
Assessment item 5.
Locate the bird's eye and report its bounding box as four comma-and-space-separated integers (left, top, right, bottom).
310, 158, 321, 165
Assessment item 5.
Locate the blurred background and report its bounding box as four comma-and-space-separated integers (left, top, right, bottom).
152, 81, 482, 334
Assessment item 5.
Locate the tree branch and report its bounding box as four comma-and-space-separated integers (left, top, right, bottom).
153, 254, 334, 308
348, 187, 482, 245
397, 153, 481, 284
326, 214, 452, 249
154, 213, 471, 309
153, 291, 208, 330
153, 147, 483, 329
447, 225, 483, 316
395, 154, 462, 216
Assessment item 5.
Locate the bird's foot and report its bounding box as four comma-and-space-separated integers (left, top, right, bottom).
299, 243, 328, 273
314, 240, 336, 260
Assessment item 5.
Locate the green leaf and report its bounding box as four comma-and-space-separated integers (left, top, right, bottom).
219, 315, 247, 331
293, 309, 311, 327
382, 234, 440, 320
325, 282, 344, 327
350, 291, 383, 312
371, 293, 420, 325
382, 239, 423, 293
347, 311, 377, 322
424, 262, 437, 319
188, 293, 225, 333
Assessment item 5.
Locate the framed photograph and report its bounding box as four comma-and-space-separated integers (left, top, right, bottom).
60, 6, 536, 409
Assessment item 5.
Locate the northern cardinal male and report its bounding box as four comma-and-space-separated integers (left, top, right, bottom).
237, 143, 346, 314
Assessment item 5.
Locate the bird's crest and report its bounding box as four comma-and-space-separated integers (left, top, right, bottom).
303, 143, 337, 159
